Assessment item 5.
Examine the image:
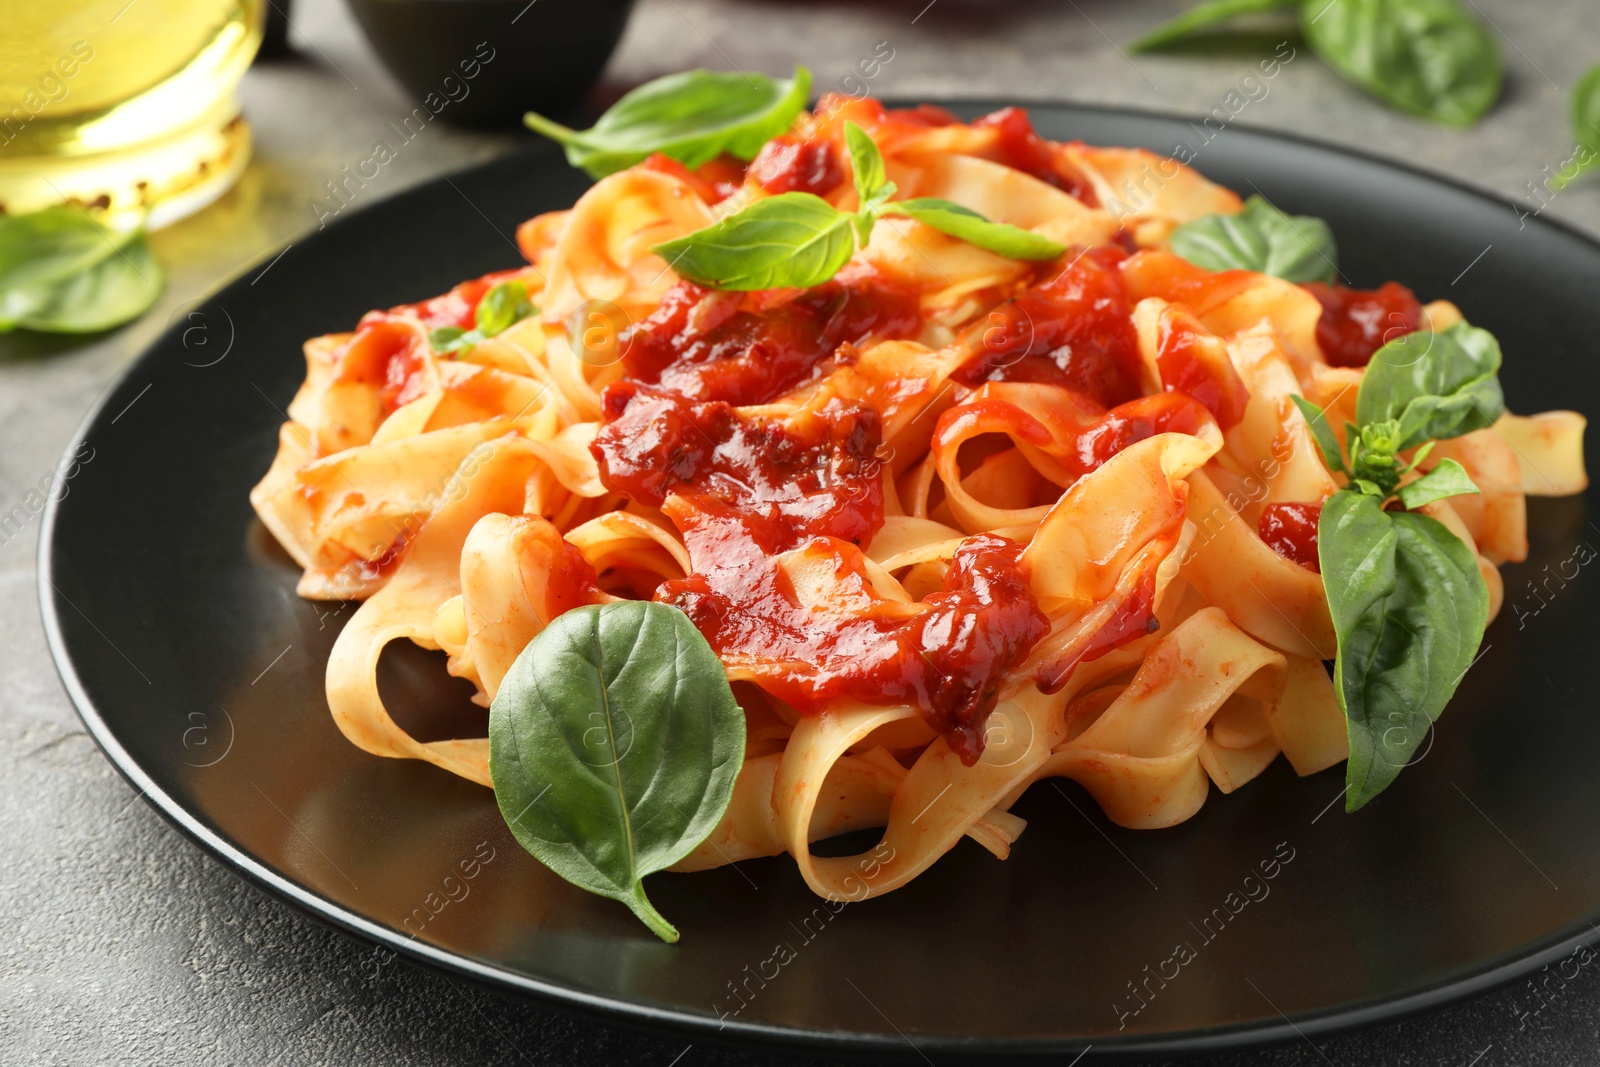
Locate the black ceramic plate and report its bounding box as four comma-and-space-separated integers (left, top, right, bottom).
41, 103, 1600, 1062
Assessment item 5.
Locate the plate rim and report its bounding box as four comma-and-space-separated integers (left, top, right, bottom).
37, 99, 1600, 1062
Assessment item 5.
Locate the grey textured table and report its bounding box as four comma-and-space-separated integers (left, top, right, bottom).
4, 1, 1599, 1064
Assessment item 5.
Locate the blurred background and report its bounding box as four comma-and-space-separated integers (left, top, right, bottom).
3, 1, 1599, 1064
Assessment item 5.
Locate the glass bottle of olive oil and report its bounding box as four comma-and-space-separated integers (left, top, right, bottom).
0, 0, 264, 226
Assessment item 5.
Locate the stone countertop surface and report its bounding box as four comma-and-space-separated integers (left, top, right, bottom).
4, 1, 1599, 1064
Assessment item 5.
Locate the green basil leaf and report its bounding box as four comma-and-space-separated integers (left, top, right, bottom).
476, 280, 535, 337
886, 198, 1066, 260
845, 121, 888, 204
1553, 65, 1600, 190
1574, 64, 1600, 154
0, 207, 128, 293
426, 281, 536, 354
844, 122, 897, 245
650, 192, 857, 291
1167, 195, 1337, 282
525, 67, 811, 179
1290, 395, 1347, 472
1355, 321, 1505, 450
488, 601, 745, 943
1320, 491, 1488, 809
0, 229, 163, 334
1133, 0, 1298, 51
1400, 439, 1437, 474
1299, 0, 1501, 127
428, 325, 470, 353
1395, 457, 1480, 510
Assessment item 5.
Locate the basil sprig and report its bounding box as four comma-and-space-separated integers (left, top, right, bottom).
0, 207, 164, 334
525, 67, 812, 179
488, 601, 746, 943
1291, 320, 1506, 810
652, 122, 1066, 291
1135, 0, 1502, 126
1167, 195, 1338, 283
1552, 64, 1600, 190
428, 279, 536, 354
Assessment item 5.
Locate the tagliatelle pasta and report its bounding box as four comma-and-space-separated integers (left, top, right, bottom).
252, 95, 1588, 903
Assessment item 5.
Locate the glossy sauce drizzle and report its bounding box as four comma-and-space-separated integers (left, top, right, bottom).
1258, 502, 1322, 571
953, 246, 1143, 404
621, 274, 921, 406
593, 269, 1053, 761
1303, 281, 1424, 368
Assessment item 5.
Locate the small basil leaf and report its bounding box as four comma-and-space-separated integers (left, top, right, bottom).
651, 192, 857, 291
1395, 457, 1480, 510
1167, 195, 1337, 282
0, 207, 127, 293
525, 67, 811, 179
1320, 491, 1488, 810
1347, 418, 1408, 497
886, 198, 1066, 260
488, 601, 746, 943
1400, 439, 1437, 474
1290, 394, 1347, 472
1355, 321, 1505, 450
1133, 0, 1298, 51
1574, 64, 1600, 155
844, 121, 888, 205
1350, 477, 1385, 497
844, 122, 896, 246
428, 326, 470, 353
0, 230, 163, 334
1299, 0, 1501, 127
1553, 65, 1600, 190
476, 280, 535, 337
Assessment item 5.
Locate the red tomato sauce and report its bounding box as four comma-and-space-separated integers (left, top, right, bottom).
594, 386, 884, 552
747, 135, 844, 196
1068, 394, 1214, 476
973, 106, 1098, 206
885, 103, 960, 128
639, 153, 746, 204
953, 246, 1143, 405
335, 268, 531, 416
332, 319, 432, 412
1119, 249, 1258, 313
1258, 502, 1321, 571
934, 391, 1214, 486
664, 519, 1048, 765
1303, 281, 1424, 368
593, 288, 1051, 761
620, 275, 921, 406
1153, 307, 1251, 429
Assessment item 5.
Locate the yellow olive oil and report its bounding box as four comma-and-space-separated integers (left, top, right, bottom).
0, 0, 264, 225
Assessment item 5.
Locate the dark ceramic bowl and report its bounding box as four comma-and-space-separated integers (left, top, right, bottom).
345, 0, 637, 127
